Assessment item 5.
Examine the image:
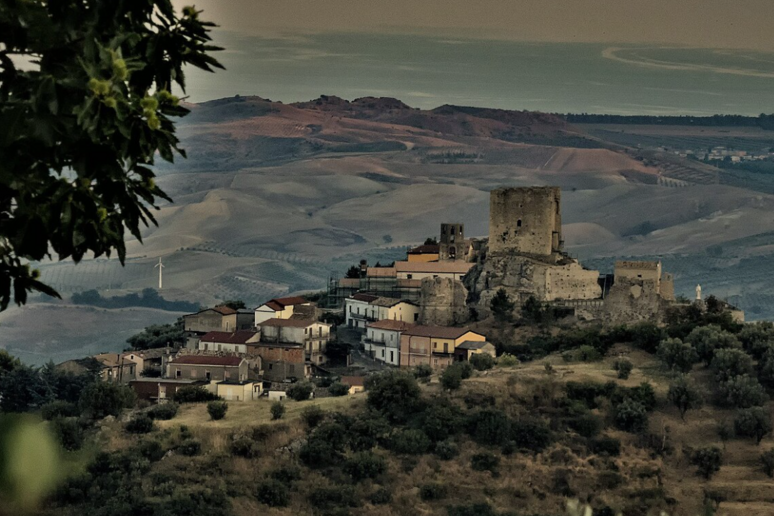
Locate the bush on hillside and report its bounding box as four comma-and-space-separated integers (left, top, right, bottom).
388, 429, 431, 455
613, 398, 648, 433
469, 353, 495, 371
147, 403, 179, 420
173, 386, 219, 403
419, 482, 448, 501
471, 452, 500, 474
686, 325, 740, 365
137, 439, 165, 462
434, 440, 459, 460
301, 405, 326, 429
365, 370, 421, 423
286, 381, 314, 401
79, 382, 135, 419
468, 409, 511, 446
41, 401, 79, 421
761, 449, 774, 477
589, 436, 621, 456
440, 365, 463, 390
576, 345, 602, 362
716, 374, 769, 408
370, 487, 392, 505
344, 451, 386, 481
207, 400, 228, 420
734, 407, 773, 444
567, 413, 603, 438
630, 322, 665, 353
711, 348, 754, 383
691, 447, 722, 479
657, 338, 699, 372
177, 439, 201, 456
328, 382, 349, 397
511, 418, 552, 451
667, 375, 703, 420
497, 353, 519, 367
738, 322, 774, 359
413, 364, 433, 379
270, 401, 285, 420
420, 399, 465, 442
269, 466, 302, 484
307, 485, 359, 510
230, 437, 258, 458
50, 417, 84, 451
757, 347, 774, 388
256, 479, 289, 507
613, 359, 633, 379
125, 415, 154, 434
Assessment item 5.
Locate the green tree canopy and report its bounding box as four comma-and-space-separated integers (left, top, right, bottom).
0, 0, 223, 310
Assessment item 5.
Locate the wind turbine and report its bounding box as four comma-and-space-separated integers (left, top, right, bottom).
155, 257, 165, 289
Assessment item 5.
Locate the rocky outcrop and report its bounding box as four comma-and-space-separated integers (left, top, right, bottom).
419, 277, 470, 326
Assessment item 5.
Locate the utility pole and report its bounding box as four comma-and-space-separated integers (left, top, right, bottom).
155, 257, 165, 289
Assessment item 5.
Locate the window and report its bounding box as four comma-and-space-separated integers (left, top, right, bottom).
289, 365, 295, 375
205, 371, 211, 381
414, 313, 419, 322
217, 344, 221, 351
175, 369, 181, 378
517, 219, 522, 227
381, 349, 385, 357
390, 351, 394, 362
224, 370, 230, 380
407, 274, 413, 279
268, 363, 273, 370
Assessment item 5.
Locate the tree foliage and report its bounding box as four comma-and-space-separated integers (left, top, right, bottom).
685, 325, 741, 365
491, 288, 515, 323
691, 447, 722, 479
710, 348, 754, 383
716, 374, 769, 409
734, 407, 772, 444
667, 375, 703, 421
365, 370, 421, 423
0, 0, 223, 310
657, 338, 699, 372
126, 318, 184, 350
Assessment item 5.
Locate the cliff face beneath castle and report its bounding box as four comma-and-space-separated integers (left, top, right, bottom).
419, 277, 470, 326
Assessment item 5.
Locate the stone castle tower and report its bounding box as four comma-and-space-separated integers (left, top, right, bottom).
439, 223, 464, 261
489, 186, 562, 258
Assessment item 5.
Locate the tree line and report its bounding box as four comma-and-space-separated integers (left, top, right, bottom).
563, 113, 774, 130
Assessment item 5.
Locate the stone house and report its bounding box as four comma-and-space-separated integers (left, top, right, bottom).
91, 353, 137, 384
254, 296, 313, 326
129, 378, 207, 402
246, 342, 308, 382
407, 244, 440, 262
454, 341, 497, 362
183, 306, 254, 348
257, 318, 331, 365
166, 355, 248, 382
363, 319, 414, 366
399, 326, 486, 369
395, 261, 474, 281
121, 347, 174, 379
197, 330, 261, 353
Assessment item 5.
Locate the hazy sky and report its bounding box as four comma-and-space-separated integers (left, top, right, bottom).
174, 0, 774, 51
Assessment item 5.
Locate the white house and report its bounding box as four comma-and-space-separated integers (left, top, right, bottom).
345, 293, 378, 329
198, 330, 261, 353
257, 318, 332, 365
363, 319, 414, 366
254, 296, 312, 326
370, 297, 420, 323
394, 261, 474, 281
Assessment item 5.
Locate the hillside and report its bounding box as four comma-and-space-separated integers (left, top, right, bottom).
10, 94, 774, 360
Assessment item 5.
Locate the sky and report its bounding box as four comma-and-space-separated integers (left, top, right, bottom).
173, 0, 774, 51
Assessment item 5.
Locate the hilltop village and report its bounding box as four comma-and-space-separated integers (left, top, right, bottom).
55, 186, 743, 402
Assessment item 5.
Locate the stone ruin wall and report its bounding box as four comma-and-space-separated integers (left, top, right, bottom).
489, 186, 561, 257
419, 277, 470, 326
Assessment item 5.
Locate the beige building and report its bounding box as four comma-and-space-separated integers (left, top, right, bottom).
166, 355, 248, 382
395, 261, 474, 281
198, 330, 261, 353
614, 260, 675, 301
216, 380, 263, 401
183, 306, 254, 348
400, 326, 486, 369
93, 353, 137, 384
254, 296, 313, 326
121, 348, 174, 379
454, 341, 496, 361
257, 318, 331, 365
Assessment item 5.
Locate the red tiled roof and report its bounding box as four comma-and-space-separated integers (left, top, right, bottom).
273, 296, 308, 307
351, 293, 378, 303
264, 301, 283, 311
366, 267, 397, 278
409, 244, 440, 254
258, 317, 326, 328
367, 320, 414, 331
403, 325, 482, 339
211, 305, 237, 315
200, 330, 259, 344
171, 355, 244, 366
341, 376, 365, 387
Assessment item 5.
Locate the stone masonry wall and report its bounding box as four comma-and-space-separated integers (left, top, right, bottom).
419, 277, 470, 326
489, 186, 561, 257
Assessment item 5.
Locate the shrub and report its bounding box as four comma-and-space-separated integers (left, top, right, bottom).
207, 400, 228, 420
440, 366, 463, 390
420, 400, 464, 442
589, 436, 621, 456
41, 400, 79, 421
137, 439, 165, 462
328, 382, 349, 397
613, 398, 648, 433
761, 449, 774, 477
497, 353, 519, 367
344, 452, 386, 480
147, 403, 178, 420
434, 440, 459, 460
613, 382, 656, 411
389, 429, 431, 455
50, 417, 84, 451
269, 466, 302, 484
413, 364, 433, 379
567, 413, 602, 438
419, 483, 447, 501
457, 361, 474, 379
613, 359, 633, 379
471, 452, 500, 474
365, 370, 421, 423
286, 382, 314, 402
256, 479, 289, 507
686, 325, 740, 365
739, 322, 774, 359
470, 353, 495, 371
630, 322, 665, 353
734, 407, 772, 444
576, 345, 602, 362
447, 503, 499, 516
691, 447, 722, 479
511, 418, 552, 451
125, 414, 154, 434
716, 374, 768, 408
657, 338, 699, 372
177, 439, 201, 456
230, 437, 258, 458
757, 346, 774, 388
79, 382, 135, 419
667, 375, 703, 420
370, 487, 392, 505
308, 485, 359, 510
270, 401, 285, 420
301, 405, 326, 429
173, 386, 219, 403
711, 348, 754, 383
468, 409, 511, 446
565, 381, 610, 409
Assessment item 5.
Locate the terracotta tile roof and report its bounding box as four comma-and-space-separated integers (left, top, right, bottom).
94, 353, 136, 367
351, 293, 379, 303
366, 267, 397, 278
264, 301, 283, 311
171, 355, 244, 366
200, 330, 260, 344
370, 297, 415, 308
408, 244, 440, 254
367, 320, 415, 331
122, 347, 174, 360
258, 296, 309, 311
394, 261, 474, 274
341, 376, 365, 387
403, 325, 482, 339
211, 306, 237, 315
258, 318, 327, 328
339, 278, 360, 288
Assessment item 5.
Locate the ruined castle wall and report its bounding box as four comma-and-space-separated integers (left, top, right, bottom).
660, 273, 675, 301
489, 187, 561, 256
615, 261, 661, 286
544, 263, 602, 301
601, 278, 668, 324
419, 277, 470, 326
